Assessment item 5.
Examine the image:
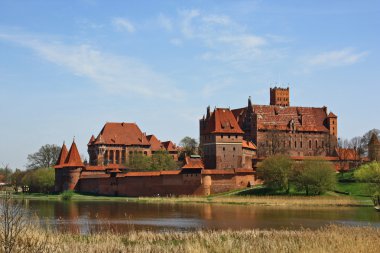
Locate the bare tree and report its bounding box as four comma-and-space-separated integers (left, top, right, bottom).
0, 192, 53, 253
26, 144, 61, 169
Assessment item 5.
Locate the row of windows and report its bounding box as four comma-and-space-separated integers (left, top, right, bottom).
265, 140, 326, 149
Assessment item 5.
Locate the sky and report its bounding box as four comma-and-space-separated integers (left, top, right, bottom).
0, 0, 379, 169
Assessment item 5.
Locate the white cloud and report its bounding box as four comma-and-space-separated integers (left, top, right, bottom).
170, 38, 182, 46
157, 13, 173, 31
112, 17, 135, 33
201, 79, 233, 98
309, 48, 368, 67
0, 32, 182, 100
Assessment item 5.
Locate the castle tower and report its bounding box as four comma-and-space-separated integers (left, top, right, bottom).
368, 133, 380, 161
327, 112, 338, 153
55, 140, 84, 192
270, 87, 290, 106
242, 96, 255, 141
200, 107, 245, 169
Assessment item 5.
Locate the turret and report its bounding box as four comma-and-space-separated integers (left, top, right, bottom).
327, 112, 338, 137
368, 133, 380, 161
55, 140, 84, 192
270, 87, 290, 106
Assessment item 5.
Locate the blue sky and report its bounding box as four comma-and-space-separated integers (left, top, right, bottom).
0, 0, 379, 169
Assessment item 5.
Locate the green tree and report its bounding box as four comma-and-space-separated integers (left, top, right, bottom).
179, 136, 198, 160
26, 144, 61, 169
22, 168, 55, 193
151, 150, 178, 171
257, 155, 294, 193
294, 159, 336, 195
354, 161, 380, 194
0, 165, 12, 183
128, 152, 152, 170
10, 169, 26, 192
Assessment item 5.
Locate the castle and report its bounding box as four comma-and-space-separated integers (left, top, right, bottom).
55, 87, 365, 196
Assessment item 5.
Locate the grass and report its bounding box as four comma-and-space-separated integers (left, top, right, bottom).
2, 225, 380, 253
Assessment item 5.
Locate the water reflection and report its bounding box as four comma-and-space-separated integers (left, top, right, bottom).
23, 200, 380, 234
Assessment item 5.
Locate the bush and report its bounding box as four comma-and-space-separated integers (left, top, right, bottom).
354, 161, 380, 195
21, 168, 55, 193
61, 190, 74, 201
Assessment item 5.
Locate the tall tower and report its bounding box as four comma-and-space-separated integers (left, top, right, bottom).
200, 107, 244, 169
368, 133, 380, 161
270, 87, 290, 106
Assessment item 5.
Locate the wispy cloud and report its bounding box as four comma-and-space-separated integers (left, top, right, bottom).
309, 48, 368, 67
112, 17, 135, 33
0, 32, 182, 99
157, 13, 173, 31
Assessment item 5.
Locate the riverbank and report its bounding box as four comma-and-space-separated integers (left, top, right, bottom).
10, 190, 373, 207
6, 225, 380, 253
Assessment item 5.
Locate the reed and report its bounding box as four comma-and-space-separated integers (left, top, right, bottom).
1, 225, 379, 253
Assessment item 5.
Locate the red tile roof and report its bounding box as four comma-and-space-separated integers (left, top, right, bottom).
335, 148, 360, 161
161, 141, 177, 152
242, 140, 257, 150
233, 105, 330, 133
92, 122, 150, 146
182, 156, 204, 169
64, 141, 84, 167
203, 108, 244, 134
55, 142, 68, 168
88, 135, 95, 145
328, 112, 337, 118
146, 134, 163, 151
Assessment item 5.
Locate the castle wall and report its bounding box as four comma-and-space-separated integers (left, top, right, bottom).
77, 171, 256, 197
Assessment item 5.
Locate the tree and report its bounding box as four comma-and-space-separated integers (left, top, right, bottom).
179, 137, 198, 160
294, 159, 336, 195
151, 150, 178, 171
27, 144, 61, 169
10, 169, 26, 192
257, 155, 294, 193
128, 152, 152, 170
354, 161, 380, 195
22, 168, 55, 193
0, 165, 12, 183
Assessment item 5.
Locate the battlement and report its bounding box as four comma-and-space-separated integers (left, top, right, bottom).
270, 87, 290, 106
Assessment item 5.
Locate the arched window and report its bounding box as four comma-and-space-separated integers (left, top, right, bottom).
309, 140, 312, 149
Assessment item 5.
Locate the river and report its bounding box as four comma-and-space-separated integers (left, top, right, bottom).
22, 199, 380, 234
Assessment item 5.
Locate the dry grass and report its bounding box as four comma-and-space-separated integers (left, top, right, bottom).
2, 225, 379, 253
136, 195, 370, 207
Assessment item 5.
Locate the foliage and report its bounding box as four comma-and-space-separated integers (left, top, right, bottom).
179, 136, 198, 160
22, 168, 55, 193
257, 155, 294, 192
151, 150, 178, 171
127, 152, 152, 170
354, 161, 380, 195
0, 165, 12, 183
61, 190, 74, 201
293, 159, 336, 195
10, 169, 27, 192
27, 144, 61, 170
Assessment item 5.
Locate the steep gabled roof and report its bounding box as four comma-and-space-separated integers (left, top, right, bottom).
64, 141, 84, 167
328, 112, 337, 118
335, 148, 360, 161
88, 135, 95, 145
242, 140, 257, 150
232, 105, 330, 133
161, 141, 177, 152
204, 108, 244, 134
92, 122, 150, 146
55, 142, 68, 168
182, 156, 204, 169
146, 134, 163, 151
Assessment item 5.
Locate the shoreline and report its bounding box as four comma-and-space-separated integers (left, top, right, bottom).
9, 192, 373, 207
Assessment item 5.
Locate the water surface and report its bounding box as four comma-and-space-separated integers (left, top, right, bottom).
23, 199, 380, 234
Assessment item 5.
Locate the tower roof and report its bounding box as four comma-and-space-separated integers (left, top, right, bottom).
328, 112, 337, 118
88, 135, 95, 145
369, 133, 380, 145
64, 141, 84, 167
203, 108, 244, 134
55, 142, 68, 168
146, 134, 163, 151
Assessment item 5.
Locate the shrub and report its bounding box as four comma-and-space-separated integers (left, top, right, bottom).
61, 190, 74, 201
21, 168, 55, 193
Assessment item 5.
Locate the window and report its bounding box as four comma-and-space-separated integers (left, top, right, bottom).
233, 147, 236, 151
300, 141, 303, 148
223, 147, 225, 151
295, 141, 297, 148
309, 140, 312, 149
315, 140, 318, 148
289, 140, 291, 147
